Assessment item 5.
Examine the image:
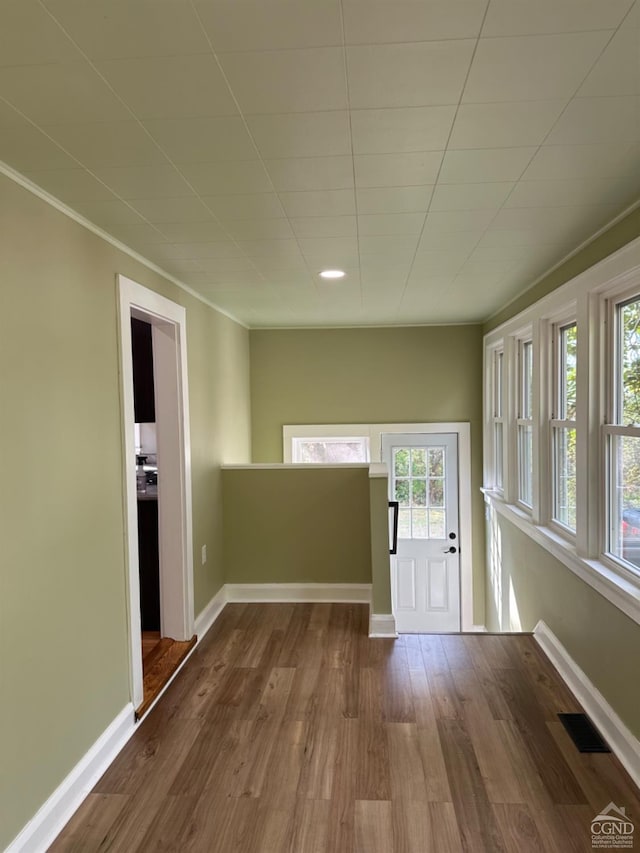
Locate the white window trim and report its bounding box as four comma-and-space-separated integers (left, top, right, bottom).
484, 343, 506, 494
483, 234, 640, 627
284, 422, 475, 631
513, 330, 534, 513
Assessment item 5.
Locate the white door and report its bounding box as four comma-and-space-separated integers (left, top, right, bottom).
382, 433, 460, 632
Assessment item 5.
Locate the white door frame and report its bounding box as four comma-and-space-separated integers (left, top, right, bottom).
117, 274, 194, 709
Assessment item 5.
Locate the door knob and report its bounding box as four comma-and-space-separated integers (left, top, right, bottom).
443, 545, 457, 554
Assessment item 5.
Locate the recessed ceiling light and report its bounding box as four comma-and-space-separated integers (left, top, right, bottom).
319, 269, 346, 279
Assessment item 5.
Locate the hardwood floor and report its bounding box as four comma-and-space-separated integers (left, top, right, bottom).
51, 604, 639, 852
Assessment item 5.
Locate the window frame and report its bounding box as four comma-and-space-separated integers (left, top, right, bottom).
515, 334, 534, 511
485, 343, 506, 493
291, 434, 371, 464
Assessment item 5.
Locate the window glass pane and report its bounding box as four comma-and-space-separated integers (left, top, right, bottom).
554, 426, 576, 530
560, 323, 577, 420
610, 434, 640, 570
395, 479, 410, 506
494, 351, 503, 418
494, 422, 503, 490
521, 340, 533, 418
619, 298, 640, 426
412, 479, 427, 506
412, 509, 428, 539
394, 448, 409, 476
411, 449, 426, 476
518, 423, 533, 506
294, 437, 369, 463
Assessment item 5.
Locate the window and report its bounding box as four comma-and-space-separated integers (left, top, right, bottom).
605, 293, 640, 574
551, 322, 577, 532
291, 436, 370, 463
491, 349, 505, 491
517, 338, 533, 507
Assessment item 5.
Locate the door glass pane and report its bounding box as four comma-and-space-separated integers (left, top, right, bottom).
398, 508, 411, 539
610, 434, 640, 570
429, 478, 444, 507
412, 479, 427, 506
395, 479, 409, 506
429, 509, 445, 539
413, 509, 428, 539
411, 449, 426, 476
428, 448, 444, 477
394, 448, 409, 476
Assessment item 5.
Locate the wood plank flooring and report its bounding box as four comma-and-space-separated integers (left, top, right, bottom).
51, 604, 640, 852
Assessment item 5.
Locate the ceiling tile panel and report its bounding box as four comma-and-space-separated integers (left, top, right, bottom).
142, 117, 258, 162
96, 55, 238, 119
42, 0, 211, 60
357, 213, 425, 236
449, 101, 566, 148
347, 41, 475, 109
439, 147, 537, 183
343, 0, 486, 44
462, 32, 611, 103
482, 0, 633, 37
577, 28, 640, 97
350, 106, 456, 154
265, 157, 354, 191
0, 63, 130, 124
0, 0, 81, 67
195, 0, 342, 51
359, 234, 419, 254
505, 177, 636, 209
424, 209, 498, 231
218, 48, 347, 114
279, 190, 356, 218
522, 142, 640, 179
202, 193, 285, 220
178, 161, 274, 195
356, 186, 433, 214
222, 219, 295, 241
40, 120, 169, 167
246, 112, 351, 159
354, 151, 443, 187
0, 102, 77, 170
130, 196, 215, 224
72, 199, 145, 225
430, 181, 514, 210
290, 216, 357, 238
545, 96, 640, 144
159, 221, 231, 242
92, 165, 196, 199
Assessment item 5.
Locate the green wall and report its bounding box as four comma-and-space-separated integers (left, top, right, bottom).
0, 174, 250, 850
486, 508, 640, 740
222, 467, 372, 585
485, 206, 640, 332
249, 325, 485, 621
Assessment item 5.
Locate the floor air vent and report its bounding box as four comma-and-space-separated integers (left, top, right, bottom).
558, 713, 611, 753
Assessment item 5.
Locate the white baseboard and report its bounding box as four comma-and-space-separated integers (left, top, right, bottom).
5, 704, 136, 853
225, 582, 372, 603
534, 620, 640, 789
194, 585, 227, 640
369, 613, 398, 638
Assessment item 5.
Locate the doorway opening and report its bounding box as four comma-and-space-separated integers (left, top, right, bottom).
118, 275, 196, 719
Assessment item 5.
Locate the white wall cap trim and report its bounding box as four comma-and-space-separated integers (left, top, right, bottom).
368, 463, 388, 479
221, 463, 370, 470
535, 620, 640, 789
483, 491, 640, 626
5, 704, 136, 853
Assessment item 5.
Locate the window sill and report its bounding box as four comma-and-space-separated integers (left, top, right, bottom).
481, 488, 640, 626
